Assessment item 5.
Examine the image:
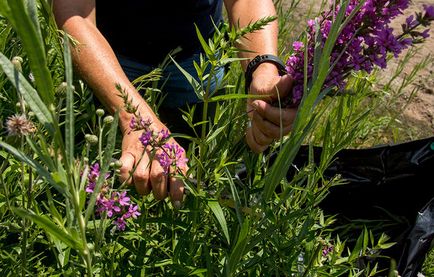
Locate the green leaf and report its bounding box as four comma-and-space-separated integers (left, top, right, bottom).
170, 56, 204, 100
226, 219, 250, 275
0, 53, 56, 136
208, 93, 267, 103
64, 34, 75, 167
195, 24, 213, 58
5, 0, 54, 103
13, 208, 83, 251
349, 231, 364, 262
0, 140, 66, 194
207, 199, 230, 244
224, 167, 243, 226
85, 111, 119, 223
262, 115, 317, 201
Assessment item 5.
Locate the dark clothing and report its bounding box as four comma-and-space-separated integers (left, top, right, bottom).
95, 0, 224, 66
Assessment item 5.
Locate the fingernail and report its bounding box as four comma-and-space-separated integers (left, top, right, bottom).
173, 201, 182, 210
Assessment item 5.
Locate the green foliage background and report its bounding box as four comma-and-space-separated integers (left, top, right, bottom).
0, 0, 432, 276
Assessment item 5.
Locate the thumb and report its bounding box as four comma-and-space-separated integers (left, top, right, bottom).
272, 74, 294, 101
119, 151, 135, 185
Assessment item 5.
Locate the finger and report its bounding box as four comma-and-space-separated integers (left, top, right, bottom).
246, 127, 268, 154
251, 100, 297, 128
119, 152, 135, 186
133, 152, 152, 195
170, 160, 187, 202
272, 74, 294, 100
150, 155, 168, 200
251, 120, 274, 146
252, 111, 292, 139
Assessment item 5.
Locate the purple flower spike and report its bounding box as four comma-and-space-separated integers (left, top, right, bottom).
284, 0, 434, 106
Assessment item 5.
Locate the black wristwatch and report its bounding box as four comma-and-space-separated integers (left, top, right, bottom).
244, 54, 287, 94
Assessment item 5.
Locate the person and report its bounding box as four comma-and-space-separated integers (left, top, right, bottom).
53, 0, 297, 206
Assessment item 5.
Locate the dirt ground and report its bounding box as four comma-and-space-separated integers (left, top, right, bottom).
286, 0, 434, 140
386, 0, 434, 138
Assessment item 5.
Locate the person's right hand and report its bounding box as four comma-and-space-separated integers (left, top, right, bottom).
118, 124, 187, 207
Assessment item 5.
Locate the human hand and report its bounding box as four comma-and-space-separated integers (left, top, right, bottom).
118, 122, 187, 207
246, 63, 297, 153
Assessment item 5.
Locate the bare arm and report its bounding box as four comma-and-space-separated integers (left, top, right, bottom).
53, 0, 160, 132
224, 0, 296, 153
53, 0, 185, 203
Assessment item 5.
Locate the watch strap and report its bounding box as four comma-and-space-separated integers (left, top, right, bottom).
244, 54, 287, 94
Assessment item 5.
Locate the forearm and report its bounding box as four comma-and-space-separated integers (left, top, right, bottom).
224, 0, 278, 71
53, 6, 161, 133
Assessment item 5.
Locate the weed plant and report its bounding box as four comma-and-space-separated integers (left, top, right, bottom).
0, 0, 432, 276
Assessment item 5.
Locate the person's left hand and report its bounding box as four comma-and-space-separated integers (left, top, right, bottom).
246, 63, 297, 153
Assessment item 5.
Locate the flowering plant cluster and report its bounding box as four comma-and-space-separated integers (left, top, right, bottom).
117, 84, 188, 175
285, 0, 434, 106
86, 163, 140, 231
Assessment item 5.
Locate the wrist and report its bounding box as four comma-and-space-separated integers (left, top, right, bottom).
252, 62, 279, 78
244, 54, 286, 94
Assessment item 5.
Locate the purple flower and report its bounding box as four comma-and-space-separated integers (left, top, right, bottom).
322, 245, 334, 256
129, 115, 152, 131
292, 41, 304, 51
115, 217, 127, 231
159, 129, 170, 141
117, 191, 131, 206
424, 5, 434, 19
139, 131, 153, 147
283, 0, 434, 106
124, 204, 141, 219
85, 163, 140, 232
86, 163, 100, 193
156, 143, 188, 175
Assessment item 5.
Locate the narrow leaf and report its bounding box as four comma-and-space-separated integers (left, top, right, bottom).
64, 34, 75, 166
208, 199, 230, 244
6, 0, 54, 103
13, 208, 83, 251
0, 140, 65, 194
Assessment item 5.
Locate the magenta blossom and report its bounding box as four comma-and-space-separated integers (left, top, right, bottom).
85, 163, 140, 231
284, 0, 434, 106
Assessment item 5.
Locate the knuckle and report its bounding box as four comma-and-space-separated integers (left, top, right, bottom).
150, 169, 164, 183
133, 170, 149, 184
153, 191, 167, 200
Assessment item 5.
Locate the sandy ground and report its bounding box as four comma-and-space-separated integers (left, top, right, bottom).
282, 0, 434, 140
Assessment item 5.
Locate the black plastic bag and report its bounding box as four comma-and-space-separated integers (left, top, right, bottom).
398, 197, 434, 277
291, 136, 434, 275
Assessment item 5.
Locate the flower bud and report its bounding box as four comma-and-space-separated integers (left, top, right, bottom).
114, 160, 123, 169
96, 109, 105, 117
55, 82, 68, 97
49, 104, 56, 113
85, 134, 98, 145
28, 111, 35, 117
11, 56, 23, 72
103, 115, 114, 125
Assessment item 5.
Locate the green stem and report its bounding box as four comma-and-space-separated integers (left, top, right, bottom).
72, 190, 93, 275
